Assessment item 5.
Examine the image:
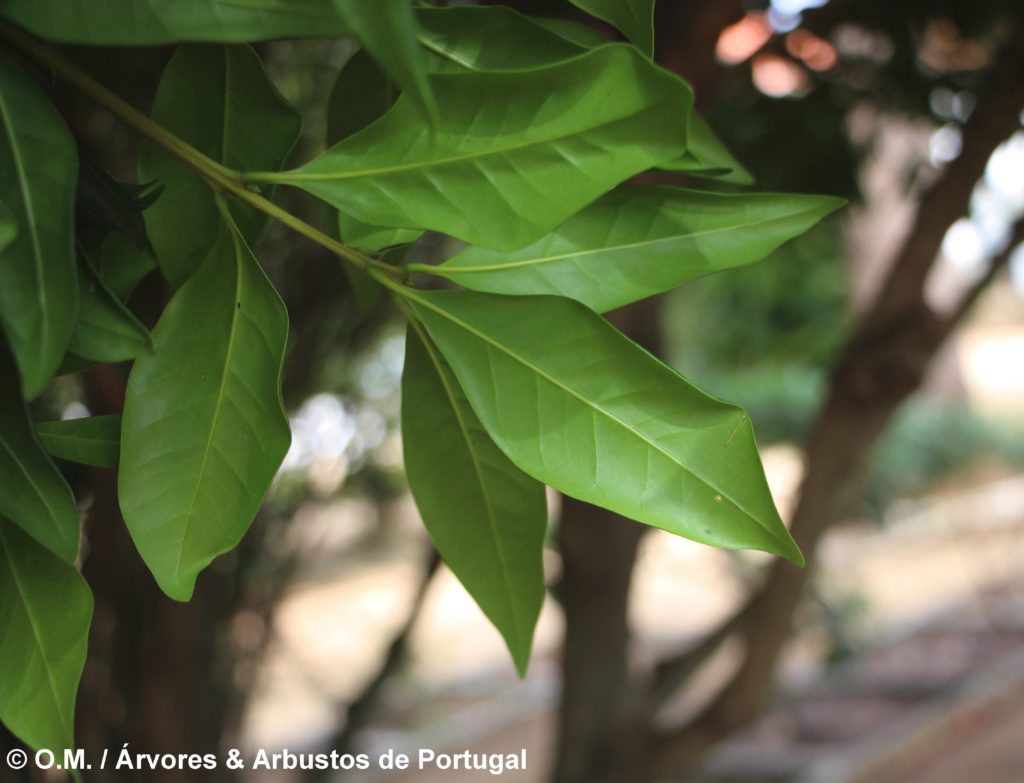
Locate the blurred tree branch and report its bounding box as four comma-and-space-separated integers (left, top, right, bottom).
650, 17, 1024, 776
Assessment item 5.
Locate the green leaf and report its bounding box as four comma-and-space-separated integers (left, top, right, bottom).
90, 232, 157, 302
338, 213, 422, 252
0, 346, 80, 564
326, 48, 399, 144
659, 113, 754, 184
567, 0, 655, 56
67, 253, 153, 363
0, 56, 78, 399
325, 49, 423, 253
334, 0, 438, 130
428, 187, 844, 312
403, 324, 546, 674
0, 518, 92, 754
415, 5, 588, 72
0, 198, 16, 252
118, 211, 290, 601
140, 44, 301, 287
74, 159, 149, 248
276, 45, 691, 251
36, 415, 121, 470
406, 290, 802, 564
530, 16, 611, 48
0, 0, 349, 45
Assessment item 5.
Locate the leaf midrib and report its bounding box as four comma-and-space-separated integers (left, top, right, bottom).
0, 433, 69, 554
291, 110, 659, 182
440, 207, 822, 275
0, 524, 72, 744
0, 83, 50, 371
410, 290, 785, 547
410, 323, 525, 655
173, 229, 243, 586
37, 431, 118, 450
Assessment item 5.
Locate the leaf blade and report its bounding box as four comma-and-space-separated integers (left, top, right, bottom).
281, 45, 691, 251
567, 0, 655, 56
407, 290, 802, 564
118, 216, 291, 601
0, 56, 78, 399
36, 415, 121, 470
433, 187, 844, 312
140, 44, 301, 287
403, 324, 546, 674
415, 5, 588, 72
0, 0, 349, 45
0, 518, 92, 754
0, 347, 80, 563
0, 198, 18, 252
335, 0, 438, 129
67, 254, 153, 363
659, 112, 754, 184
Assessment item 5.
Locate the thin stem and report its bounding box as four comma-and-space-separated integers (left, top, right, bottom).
0, 22, 402, 278
406, 262, 448, 276
239, 171, 293, 184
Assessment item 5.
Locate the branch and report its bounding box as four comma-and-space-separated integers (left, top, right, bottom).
0, 21, 394, 277
648, 599, 753, 710
308, 546, 441, 781
649, 18, 1024, 776
940, 216, 1024, 340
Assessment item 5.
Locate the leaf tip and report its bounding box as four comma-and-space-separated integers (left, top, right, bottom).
155, 570, 199, 603
510, 642, 531, 679
777, 531, 805, 568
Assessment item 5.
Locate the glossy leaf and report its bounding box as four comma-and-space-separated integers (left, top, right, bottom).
568, 0, 655, 55
403, 325, 546, 674
0, 0, 348, 45
407, 290, 802, 563
277, 45, 691, 251
119, 214, 290, 601
416, 5, 587, 72
414, 8, 744, 188
140, 44, 301, 287
659, 112, 754, 184
67, 254, 153, 363
0, 56, 78, 399
0, 347, 79, 564
335, 0, 437, 129
0, 518, 92, 754
430, 187, 844, 312
36, 415, 121, 470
